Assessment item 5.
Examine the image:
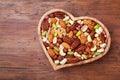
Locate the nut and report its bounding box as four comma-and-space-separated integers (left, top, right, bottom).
80, 33, 87, 44
43, 42, 49, 47
53, 37, 57, 44
50, 18, 57, 23
100, 33, 106, 43
67, 57, 80, 63
48, 33, 53, 43
62, 42, 70, 49
60, 58, 67, 65
75, 45, 86, 53
63, 36, 71, 44
59, 19, 66, 29
71, 38, 81, 50
47, 49, 56, 58
85, 47, 90, 53
68, 31, 73, 38
41, 19, 49, 31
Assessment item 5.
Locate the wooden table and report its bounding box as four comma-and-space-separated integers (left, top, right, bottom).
0, 0, 120, 80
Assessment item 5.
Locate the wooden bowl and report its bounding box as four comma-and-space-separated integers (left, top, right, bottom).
38, 9, 111, 70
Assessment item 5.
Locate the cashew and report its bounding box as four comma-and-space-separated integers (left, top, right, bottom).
91, 46, 97, 51
59, 49, 66, 56
69, 19, 74, 25
97, 48, 104, 53
53, 37, 57, 44
60, 58, 67, 65
63, 15, 69, 21
87, 35, 92, 42
77, 20, 82, 24
81, 25, 88, 32
95, 33, 99, 37
42, 37, 47, 42
74, 52, 81, 57
54, 60, 60, 65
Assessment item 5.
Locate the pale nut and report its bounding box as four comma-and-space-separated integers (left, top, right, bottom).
91, 46, 97, 51
62, 42, 70, 49
97, 48, 104, 53
60, 49, 66, 56
54, 60, 60, 65
81, 25, 88, 32
53, 37, 57, 44
63, 15, 69, 21
100, 43, 106, 48
69, 19, 74, 25
59, 44, 64, 50
42, 37, 47, 42
74, 52, 81, 57
95, 33, 99, 37
60, 58, 67, 65
87, 35, 92, 42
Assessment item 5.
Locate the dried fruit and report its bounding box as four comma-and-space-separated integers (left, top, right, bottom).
71, 38, 81, 50
62, 42, 70, 49
76, 31, 82, 37
67, 51, 74, 55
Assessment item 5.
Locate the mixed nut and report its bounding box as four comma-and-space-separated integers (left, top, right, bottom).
41, 11, 107, 65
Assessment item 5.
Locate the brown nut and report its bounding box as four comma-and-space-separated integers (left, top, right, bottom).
59, 19, 66, 29
67, 57, 80, 63
100, 33, 106, 43
49, 43, 54, 49
43, 42, 49, 47
50, 18, 57, 23
63, 36, 71, 44
63, 48, 68, 53
41, 19, 49, 31
70, 22, 79, 30
66, 27, 70, 33
58, 55, 64, 61
54, 11, 65, 19
85, 47, 90, 53
57, 38, 62, 44
90, 30, 95, 39
75, 45, 86, 53
71, 38, 81, 50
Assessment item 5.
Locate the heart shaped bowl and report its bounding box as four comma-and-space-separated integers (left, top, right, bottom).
38, 9, 111, 70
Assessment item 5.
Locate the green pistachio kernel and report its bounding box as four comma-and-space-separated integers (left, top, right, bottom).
54, 46, 59, 52
52, 23, 57, 28
42, 31, 47, 36
65, 20, 69, 25
94, 51, 100, 56
76, 30, 82, 36
54, 31, 58, 36
94, 24, 100, 29
67, 51, 74, 55
82, 54, 87, 59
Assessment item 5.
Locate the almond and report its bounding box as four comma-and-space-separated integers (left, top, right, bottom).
59, 20, 66, 29
47, 49, 56, 58
71, 38, 81, 50
43, 42, 49, 47
49, 43, 54, 48
57, 38, 62, 44
48, 34, 53, 43
68, 31, 73, 38
66, 27, 70, 33
50, 18, 57, 23
90, 30, 95, 39
80, 33, 87, 44
54, 11, 65, 19
70, 22, 79, 30
62, 42, 70, 49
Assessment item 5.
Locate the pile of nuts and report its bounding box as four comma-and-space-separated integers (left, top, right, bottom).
41, 11, 107, 65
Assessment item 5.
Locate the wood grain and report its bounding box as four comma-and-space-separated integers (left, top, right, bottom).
0, 0, 120, 80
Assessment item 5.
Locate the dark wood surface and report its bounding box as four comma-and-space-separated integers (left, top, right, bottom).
0, 0, 120, 80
